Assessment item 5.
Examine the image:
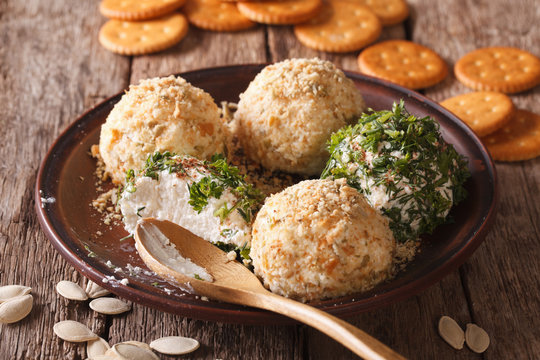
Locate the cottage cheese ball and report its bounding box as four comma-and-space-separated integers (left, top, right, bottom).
250, 179, 396, 302
234, 58, 366, 176
99, 75, 226, 184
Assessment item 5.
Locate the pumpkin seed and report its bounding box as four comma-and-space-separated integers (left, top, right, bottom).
88, 355, 116, 360
0, 285, 32, 303
104, 341, 151, 358
53, 320, 98, 342
86, 280, 110, 298
56, 280, 88, 301
120, 341, 152, 351
87, 337, 111, 358
0, 294, 33, 324
150, 336, 200, 355
110, 343, 159, 360
438, 316, 465, 350
465, 323, 490, 353
89, 297, 131, 315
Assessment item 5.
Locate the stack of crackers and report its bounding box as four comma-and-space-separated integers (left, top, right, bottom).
441, 47, 540, 162
97, 0, 410, 55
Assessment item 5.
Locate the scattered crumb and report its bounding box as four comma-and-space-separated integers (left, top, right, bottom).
102, 275, 117, 284
226, 250, 236, 262
242, 259, 252, 267
393, 239, 419, 273
126, 263, 143, 276
39, 190, 56, 208
163, 288, 173, 295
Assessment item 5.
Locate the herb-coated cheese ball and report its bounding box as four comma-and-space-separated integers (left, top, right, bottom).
234, 58, 366, 176
250, 179, 396, 302
321, 101, 470, 243
99, 75, 226, 184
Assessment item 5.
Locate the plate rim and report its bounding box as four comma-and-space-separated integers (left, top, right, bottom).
35, 64, 498, 324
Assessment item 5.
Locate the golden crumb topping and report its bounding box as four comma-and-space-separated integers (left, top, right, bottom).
233, 58, 366, 176
251, 179, 395, 302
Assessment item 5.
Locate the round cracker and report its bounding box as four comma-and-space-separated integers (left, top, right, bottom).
183, 0, 255, 31
100, 0, 187, 21
99, 13, 189, 55
455, 47, 540, 93
357, 40, 448, 89
344, 0, 409, 26
237, 0, 323, 25
482, 109, 540, 161
294, 1, 381, 53
440, 91, 515, 137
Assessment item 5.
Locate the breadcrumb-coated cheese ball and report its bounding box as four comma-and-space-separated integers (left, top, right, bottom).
233, 58, 366, 176
251, 179, 396, 302
99, 75, 226, 183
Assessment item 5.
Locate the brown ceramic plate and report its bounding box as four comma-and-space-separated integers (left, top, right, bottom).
35, 65, 497, 324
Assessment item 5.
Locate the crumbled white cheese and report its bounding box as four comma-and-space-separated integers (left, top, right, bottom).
226, 251, 237, 261
163, 288, 173, 295
40, 194, 56, 208
102, 275, 117, 284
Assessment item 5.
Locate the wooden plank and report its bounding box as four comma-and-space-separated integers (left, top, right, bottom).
408, 0, 540, 358
0, 0, 129, 358
107, 24, 300, 360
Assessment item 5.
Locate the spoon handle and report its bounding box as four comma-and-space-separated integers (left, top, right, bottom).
248, 292, 406, 360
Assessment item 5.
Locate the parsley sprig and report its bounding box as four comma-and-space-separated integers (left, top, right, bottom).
188, 154, 264, 223
322, 100, 470, 242
126, 152, 263, 224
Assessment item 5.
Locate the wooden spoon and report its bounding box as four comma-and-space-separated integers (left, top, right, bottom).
134, 218, 406, 360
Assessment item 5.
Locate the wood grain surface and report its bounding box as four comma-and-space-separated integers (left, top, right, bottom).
0, 0, 538, 359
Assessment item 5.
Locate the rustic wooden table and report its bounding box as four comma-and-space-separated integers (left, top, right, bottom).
1, 0, 539, 359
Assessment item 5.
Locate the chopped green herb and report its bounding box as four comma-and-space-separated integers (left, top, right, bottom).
136, 206, 146, 217
322, 100, 470, 242
188, 176, 224, 212
142, 151, 186, 180
220, 228, 238, 238
188, 154, 264, 223
84, 245, 97, 258
119, 234, 133, 242
125, 169, 135, 184
151, 282, 164, 288
193, 274, 202, 280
